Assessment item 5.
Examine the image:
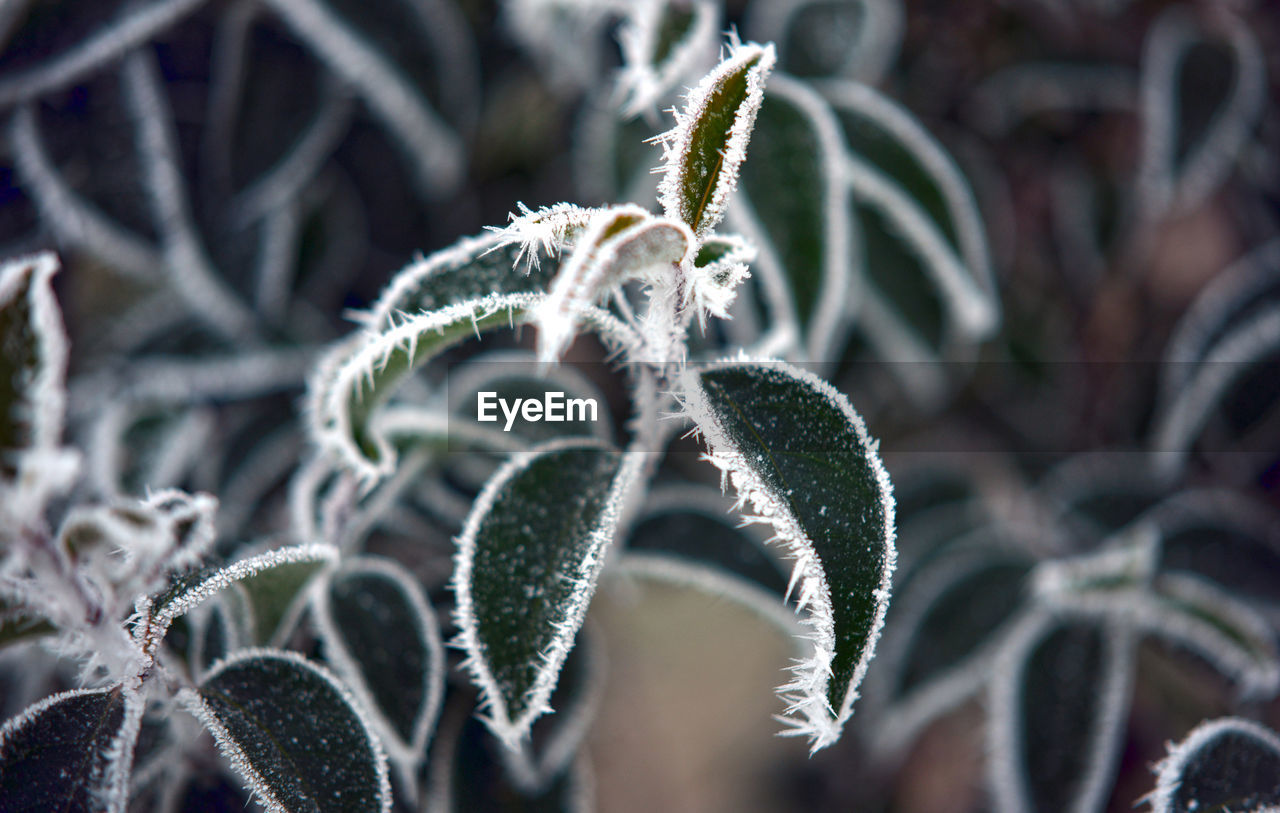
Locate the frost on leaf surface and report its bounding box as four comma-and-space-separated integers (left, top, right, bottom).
189, 649, 391, 813
0, 686, 128, 812
1148, 717, 1280, 813
453, 438, 629, 747
655, 37, 776, 236
681, 359, 896, 750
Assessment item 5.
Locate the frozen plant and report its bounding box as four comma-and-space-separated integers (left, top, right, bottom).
0, 37, 897, 811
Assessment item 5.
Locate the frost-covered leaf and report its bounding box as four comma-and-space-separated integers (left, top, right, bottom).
0, 251, 69, 492
453, 438, 634, 747
365, 231, 558, 329
141, 543, 336, 656
60, 489, 218, 596
534, 205, 692, 362
1136, 5, 1266, 216
745, 0, 904, 84
680, 359, 895, 751
616, 0, 719, 119
0, 684, 142, 813
312, 557, 445, 776
729, 75, 851, 358
654, 37, 776, 236
187, 648, 391, 813
308, 231, 636, 484
988, 613, 1135, 813
1147, 717, 1280, 813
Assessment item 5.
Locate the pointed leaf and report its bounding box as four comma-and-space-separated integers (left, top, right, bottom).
1149, 717, 1280, 813
988, 614, 1135, 813
452, 438, 634, 747
0, 685, 140, 813
655, 38, 776, 235
312, 556, 445, 767
187, 649, 391, 813
680, 359, 896, 750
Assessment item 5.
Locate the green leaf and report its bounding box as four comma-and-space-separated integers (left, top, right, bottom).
312, 557, 445, 770
988, 614, 1135, 813
0, 251, 69, 492
453, 438, 633, 747
655, 38, 776, 236
365, 232, 557, 331
188, 649, 391, 813
1149, 717, 1280, 813
0, 685, 138, 812
681, 359, 896, 750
